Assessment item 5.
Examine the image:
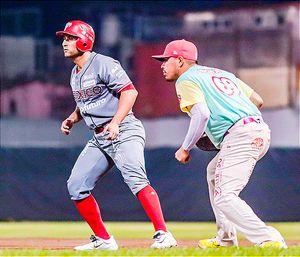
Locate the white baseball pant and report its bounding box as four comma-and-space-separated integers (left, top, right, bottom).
207, 116, 285, 245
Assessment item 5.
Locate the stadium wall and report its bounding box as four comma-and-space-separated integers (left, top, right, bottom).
1, 147, 299, 221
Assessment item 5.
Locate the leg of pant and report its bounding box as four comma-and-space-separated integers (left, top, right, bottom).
207, 152, 237, 245
67, 141, 114, 200
67, 140, 114, 238
115, 135, 167, 232
101, 115, 167, 232
113, 137, 150, 195
214, 124, 284, 244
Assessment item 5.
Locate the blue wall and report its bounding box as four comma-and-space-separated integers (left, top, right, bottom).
0, 148, 299, 221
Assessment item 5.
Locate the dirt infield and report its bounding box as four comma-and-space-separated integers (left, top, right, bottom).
0, 238, 299, 249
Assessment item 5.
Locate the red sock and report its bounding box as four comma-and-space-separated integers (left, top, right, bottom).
74, 195, 110, 239
137, 185, 167, 232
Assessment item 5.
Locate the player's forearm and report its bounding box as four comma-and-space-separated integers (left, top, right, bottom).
112, 89, 138, 125
68, 107, 83, 123
182, 103, 210, 151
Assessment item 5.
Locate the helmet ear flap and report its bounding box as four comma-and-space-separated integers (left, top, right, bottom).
76, 38, 89, 52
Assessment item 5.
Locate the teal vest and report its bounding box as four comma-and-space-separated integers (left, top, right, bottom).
176, 65, 261, 147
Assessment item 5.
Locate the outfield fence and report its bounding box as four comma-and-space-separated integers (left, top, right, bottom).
0, 147, 299, 221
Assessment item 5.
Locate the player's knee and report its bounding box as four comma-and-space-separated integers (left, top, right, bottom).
214, 193, 235, 210
206, 171, 215, 187
206, 173, 214, 185
67, 177, 89, 200
125, 178, 149, 195
67, 179, 78, 199
207, 162, 213, 173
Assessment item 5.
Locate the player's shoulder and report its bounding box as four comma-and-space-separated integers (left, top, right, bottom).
94, 53, 121, 66
197, 65, 229, 75
71, 65, 77, 76
176, 65, 200, 85
176, 79, 199, 91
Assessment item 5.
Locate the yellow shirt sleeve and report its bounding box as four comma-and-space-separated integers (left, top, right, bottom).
175, 80, 206, 114
236, 78, 254, 98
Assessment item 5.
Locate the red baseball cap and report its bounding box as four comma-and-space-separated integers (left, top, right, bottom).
152, 39, 198, 62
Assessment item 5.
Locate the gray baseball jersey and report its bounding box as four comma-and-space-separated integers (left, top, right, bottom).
67, 52, 150, 200
70, 52, 133, 129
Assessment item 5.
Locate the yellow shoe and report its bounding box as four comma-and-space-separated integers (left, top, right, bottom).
258, 240, 287, 249
198, 238, 222, 249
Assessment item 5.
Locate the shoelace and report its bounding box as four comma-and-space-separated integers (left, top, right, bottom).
153, 233, 161, 239
90, 235, 106, 248
206, 237, 221, 246
90, 235, 98, 242
153, 232, 162, 240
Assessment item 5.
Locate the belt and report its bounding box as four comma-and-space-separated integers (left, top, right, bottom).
95, 126, 105, 134
224, 116, 261, 138
243, 117, 261, 125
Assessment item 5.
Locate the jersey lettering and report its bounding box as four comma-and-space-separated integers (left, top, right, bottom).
198, 68, 221, 74
73, 85, 102, 101
79, 99, 106, 112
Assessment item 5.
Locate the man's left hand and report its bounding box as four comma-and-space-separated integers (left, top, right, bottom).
102, 121, 119, 140
175, 147, 191, 164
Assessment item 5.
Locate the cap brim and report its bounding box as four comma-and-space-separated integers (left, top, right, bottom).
151, 55, 171, 61
56, 31, 79, 38
56, 31, 65, 37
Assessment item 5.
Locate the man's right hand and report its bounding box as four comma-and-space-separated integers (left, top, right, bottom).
61, 119, 75, 135
175, 147, 191, 164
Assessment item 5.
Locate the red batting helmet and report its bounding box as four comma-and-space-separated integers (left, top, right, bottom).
56, 20, 95, 52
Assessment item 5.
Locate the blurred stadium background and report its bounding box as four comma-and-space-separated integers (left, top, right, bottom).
0, 1, 299, 222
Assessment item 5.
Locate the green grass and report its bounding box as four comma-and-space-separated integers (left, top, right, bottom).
0, 222, 299, 256
1, 221, 299, 240
0, 221, 219, 239
1, 247, 300, 256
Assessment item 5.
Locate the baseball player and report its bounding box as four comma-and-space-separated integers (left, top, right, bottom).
56, 20, 176, 250
152, 39, 287, 248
